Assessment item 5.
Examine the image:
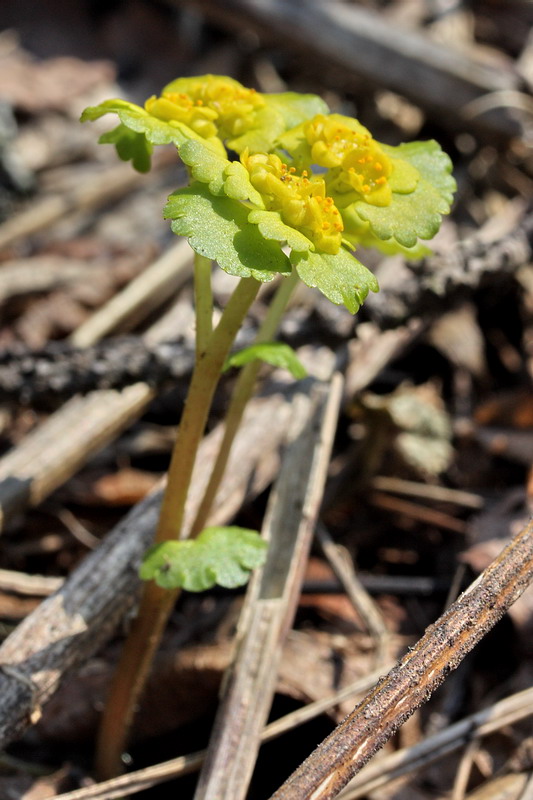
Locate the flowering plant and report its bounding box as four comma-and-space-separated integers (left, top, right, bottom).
83, 75, 454, 311
82, 75, 455, 778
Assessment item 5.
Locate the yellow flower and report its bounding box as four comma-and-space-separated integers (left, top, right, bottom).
241, 150, 344, 255
303, 114, 395, 207
145, 75, 266, 142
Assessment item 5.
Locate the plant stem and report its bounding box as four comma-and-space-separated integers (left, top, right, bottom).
194, 254, 213, 358
189, 270, 300, 538
95, 275, 260, 781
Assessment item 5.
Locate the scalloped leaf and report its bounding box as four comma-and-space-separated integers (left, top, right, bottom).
349, 140, 455, 248
139, 527, 267, 591
224, 342, 307, 378
99, 124, 153, 173
81, 99, 226, 170
291, 247, 379, 313
247, 209, 313, 253
340, 209, 432, 259
164, 183, 291, 282
177, 139, 264, 205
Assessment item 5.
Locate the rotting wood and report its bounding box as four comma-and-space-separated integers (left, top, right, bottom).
0, 258, 105, 305
316, 523, 389, 666
46, 675, 533, 800
0, 379, 307, 748
175, 0, 521, 139
344, 320, 424, 398
49, 665, 390, 800
370, 477, 484, 510
0, 337, 195, 409
337, 689, 533, 800
368, 492, 469, 534
268, 517, 533, 799
366, 204, 533, 328
0, 273, 194, 531
0, 386, 155, 532
0, 149, 173, 251
0, 569, 63, 597
70, 239, 192, 347
194, 375, 343, 800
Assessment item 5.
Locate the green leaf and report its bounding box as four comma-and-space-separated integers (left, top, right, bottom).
224, 342, 307, 378
139, 527, 268, 592
340, 210, 432, 259
247, 209, 313, 253
349, 140, 456, 248
81, 99, 226, 170
164, 183, 291, 282
291, 247, 379, 313
265, 92, 329, 131
177, 139, 264, 205
99, 123, 153, 173
226, 105, 287, 155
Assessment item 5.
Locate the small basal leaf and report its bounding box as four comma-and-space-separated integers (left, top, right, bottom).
139, 527, 268, 592
291, 247, 379, 314
224, 342, 307, 378
164, 183, 291, 282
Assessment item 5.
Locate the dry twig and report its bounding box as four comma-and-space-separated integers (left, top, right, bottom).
269, 517, 533, 799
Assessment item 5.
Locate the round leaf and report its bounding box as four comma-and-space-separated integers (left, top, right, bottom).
164, 183, 291, 282
139, 527, 268, 592
292, 247, 379, 314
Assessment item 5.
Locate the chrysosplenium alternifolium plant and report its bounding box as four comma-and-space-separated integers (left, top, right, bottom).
82, 74, 456, 592
83, 75, 455, 778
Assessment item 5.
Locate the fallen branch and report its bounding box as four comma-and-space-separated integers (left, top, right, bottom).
269, 517, 533, 799
176, 0, 520, 139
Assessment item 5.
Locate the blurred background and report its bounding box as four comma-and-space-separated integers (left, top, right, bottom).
0, 2, 532, 799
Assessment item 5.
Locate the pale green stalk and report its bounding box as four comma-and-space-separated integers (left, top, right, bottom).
194, 254, 213, 357
96, 275, 260, 781
189, 269, 300, 538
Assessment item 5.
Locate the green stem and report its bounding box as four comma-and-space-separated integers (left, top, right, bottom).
95, 275, 260, 781
189, 269, 300, 538
194, 254, 213, 358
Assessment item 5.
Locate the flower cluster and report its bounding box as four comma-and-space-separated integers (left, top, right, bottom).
145, 76, 266, 142
81, 74, 456, 313
241, 151, 344, 255
284, 114, 396, 207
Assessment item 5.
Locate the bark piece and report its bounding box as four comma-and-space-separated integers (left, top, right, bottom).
0, 382, 299, 748
194, 375, 343, 800
179, 0, 520, 138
